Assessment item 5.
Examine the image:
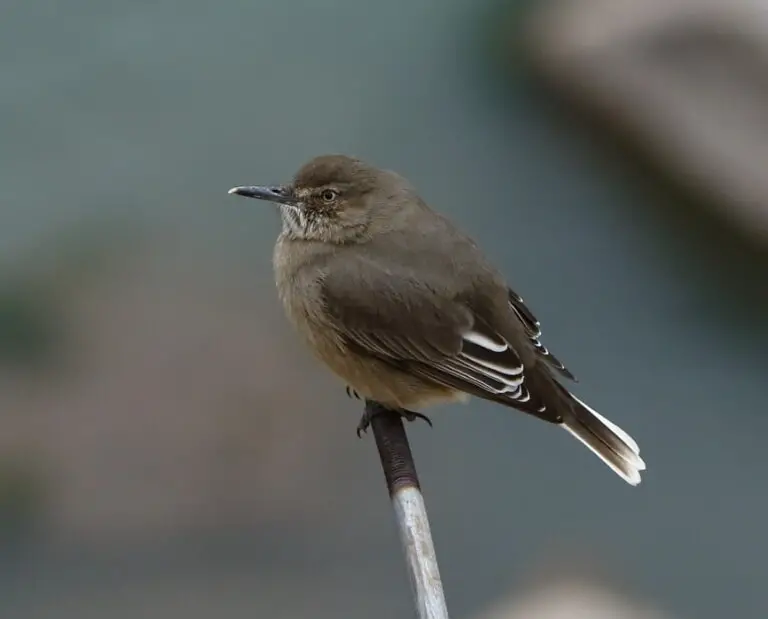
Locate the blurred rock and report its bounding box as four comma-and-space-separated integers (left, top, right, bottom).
0, 237, 353, 544
474, 577, 679, 619
526, 0, 768, 246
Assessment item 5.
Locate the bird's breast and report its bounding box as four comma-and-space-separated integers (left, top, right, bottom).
273, 237, 345, 354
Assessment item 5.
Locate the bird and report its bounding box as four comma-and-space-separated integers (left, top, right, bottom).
228, 154, 646, 485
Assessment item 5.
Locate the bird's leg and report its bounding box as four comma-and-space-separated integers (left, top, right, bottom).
356, 400, 433, 437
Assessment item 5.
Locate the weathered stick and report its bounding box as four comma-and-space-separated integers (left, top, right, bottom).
366, 400, 449, 619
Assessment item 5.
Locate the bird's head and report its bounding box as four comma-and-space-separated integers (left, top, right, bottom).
229, 154, 418, 243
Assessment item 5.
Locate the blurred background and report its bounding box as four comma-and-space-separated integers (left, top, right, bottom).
2, 0, 767, 617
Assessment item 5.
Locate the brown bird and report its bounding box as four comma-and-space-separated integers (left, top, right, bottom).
229, 155, 645, 485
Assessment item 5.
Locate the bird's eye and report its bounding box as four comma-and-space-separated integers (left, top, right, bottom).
320, 189, 338, 203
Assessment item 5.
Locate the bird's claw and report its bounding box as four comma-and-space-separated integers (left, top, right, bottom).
402, 410, 433, 427
356, 405, 433, 438
345, 386, 361, 400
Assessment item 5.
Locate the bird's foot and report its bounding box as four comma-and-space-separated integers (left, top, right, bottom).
356, 402, 433, 438
345, 386, 361, 400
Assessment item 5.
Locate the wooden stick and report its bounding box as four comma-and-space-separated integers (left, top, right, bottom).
366, 400, 449, 619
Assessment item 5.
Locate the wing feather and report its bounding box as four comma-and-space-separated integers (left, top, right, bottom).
319, 264, 573, 415
507, 288, 576, 382
321, 267, 539, 406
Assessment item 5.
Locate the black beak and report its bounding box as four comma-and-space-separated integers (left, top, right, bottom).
227, 185, 297, 206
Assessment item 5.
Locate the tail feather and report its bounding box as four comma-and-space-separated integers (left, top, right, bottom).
562, 395, 646, 486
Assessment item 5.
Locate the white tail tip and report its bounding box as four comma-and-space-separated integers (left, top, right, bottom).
564, 395, 646, 486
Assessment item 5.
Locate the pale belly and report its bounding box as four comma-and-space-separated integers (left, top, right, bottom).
315, 343, 466, 410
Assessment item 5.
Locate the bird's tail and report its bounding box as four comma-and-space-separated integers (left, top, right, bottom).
561, 394, 646, 485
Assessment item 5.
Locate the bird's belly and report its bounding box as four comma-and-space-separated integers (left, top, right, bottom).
315, 344, 464, 410
274, 248, 462, 410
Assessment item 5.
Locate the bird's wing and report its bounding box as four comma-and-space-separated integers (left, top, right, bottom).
320, 262, 540, 408
506, 287, 576, 381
